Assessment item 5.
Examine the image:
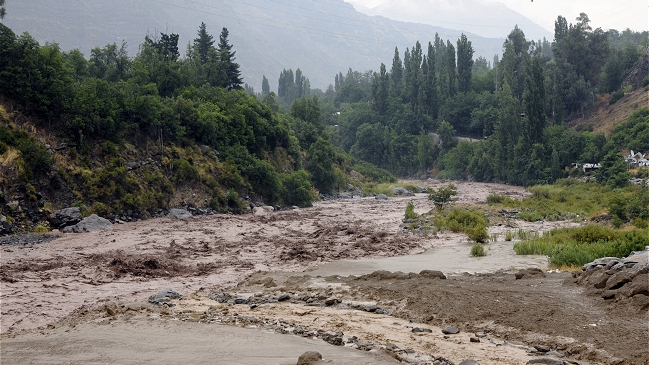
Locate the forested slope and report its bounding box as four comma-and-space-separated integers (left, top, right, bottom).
0, 23, 393, 233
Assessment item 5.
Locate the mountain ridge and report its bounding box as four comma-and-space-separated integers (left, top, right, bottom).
2, 0, 513, 90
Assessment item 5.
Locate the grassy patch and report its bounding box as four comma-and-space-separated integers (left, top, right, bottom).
514, 225, 649, 268
434, 208, 489, 243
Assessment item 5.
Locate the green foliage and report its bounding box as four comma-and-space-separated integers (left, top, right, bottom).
306, 136, 337, 194
470, 242, 486, 257
0, 125, 52, 180
514, 225, 649, 267
280, 170, 316, 207
428, 184, 458, 210
486, 193, 513, 204
172, 158, 200, 185
404, 200, 418, 220
434, 208, 489, 243
609, 89, 624, 104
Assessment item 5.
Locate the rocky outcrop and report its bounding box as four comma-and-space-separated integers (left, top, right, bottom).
576, 250, 649, 311
49, 207, 82, 229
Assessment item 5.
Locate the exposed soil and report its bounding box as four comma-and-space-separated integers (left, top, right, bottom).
1, 180, 647, 364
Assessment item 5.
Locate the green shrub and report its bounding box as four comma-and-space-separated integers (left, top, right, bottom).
172, 158, 200, 185
428, 184, 458, 210
33, 225, 49, 233
470, 242, 486, 257
280, 170, 316, 207
465, 224, 489, 243
609, 89, 625, 104
505, 231, 514, 241
0, 141, 7, 155
404, 200, 418, 220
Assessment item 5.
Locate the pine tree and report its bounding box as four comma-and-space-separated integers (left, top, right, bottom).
456, 34, 474, 93
194, 22, 214, 64
217, 27, 242, 90
424, 42, 438, 118
0, 0, 6, 19
390, 47, 403, 99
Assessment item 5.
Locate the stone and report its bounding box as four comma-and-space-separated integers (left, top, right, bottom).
49, 207, 82, 229
277, 293, 291, 301
62, 214, 112, 233
442, 326, 460, 334
526, 359, 564, 365
474, 331, 487, 338
419, 270, 447, 280
393, 187, 414, 196
605, 271, 634, 290
411, 327, 432, 333
470, 337, 480, 343
148, 289, 182, 305
324, 298, 340, 306
586, 270, 610, 289
234, 298, 248, 305
296, 351, 322, 365
533, 344, 551, 353
375, 194, 388, 200
459, 360, 480, 365
169, 208, 192, 219
253, 206, 274, 216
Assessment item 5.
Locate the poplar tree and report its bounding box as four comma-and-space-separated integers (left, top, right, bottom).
261, 75, 270, 95
456, 34, 474, 93
0, 0, 6, 19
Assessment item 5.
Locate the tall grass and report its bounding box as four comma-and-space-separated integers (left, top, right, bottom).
435, 208, 489, 242
514, 225, 649, 267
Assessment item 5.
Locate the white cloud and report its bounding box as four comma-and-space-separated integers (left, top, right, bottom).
347, 0, 648, 33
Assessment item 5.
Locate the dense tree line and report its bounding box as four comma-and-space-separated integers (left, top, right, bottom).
0, 23, 394, 215
325, 14, 648, 185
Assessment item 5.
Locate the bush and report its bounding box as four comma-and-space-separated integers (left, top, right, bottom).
280, 170, 316, 207
404, 200, 418, 220
428, 184, 458, 210
172, 158, 200, 185
470, 242, 486, 257
609, 89, 625, 104
465, 225, 489, 243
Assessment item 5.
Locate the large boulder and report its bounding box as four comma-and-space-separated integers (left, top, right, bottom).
393, 187, 414, 196
296, 351, 322, 365
168, 208, 192, 219
49, 207, 82, 229
253, 206, 274, 216
0, 215, 12, 235
62, 214, 112, 233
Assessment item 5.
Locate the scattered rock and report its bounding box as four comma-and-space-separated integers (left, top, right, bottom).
148, 289, 182, 306
459, 360, 480, 365
324, 297, 340, 306
533, 344, 551, 353
526, 359, 564, 365
277, 294, 291, 302
168, 208, 192, 219
442, 326, 460, 334
296, 351, 322, 365
469, 337, 480, 343
419, 270, 447, 280
393, 187, 414, 196
474, 331, 487, 338
411, 327, 432, 333
234, 298, 248, 305
375, 194, 389, 200
62, 214, 112, 233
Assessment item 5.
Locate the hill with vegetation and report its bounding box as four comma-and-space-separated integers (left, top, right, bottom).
0, 22, 394, 233
319, 13, 648, 184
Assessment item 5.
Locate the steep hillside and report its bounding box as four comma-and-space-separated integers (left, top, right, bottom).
571, 55, 649, 136
1, 0, 506, 90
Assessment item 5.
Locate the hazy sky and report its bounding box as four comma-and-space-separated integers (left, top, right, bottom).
348, 0, 648, 33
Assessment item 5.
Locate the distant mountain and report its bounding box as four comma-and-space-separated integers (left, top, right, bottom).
2, 0, 517, 91
347, 0, 552, 40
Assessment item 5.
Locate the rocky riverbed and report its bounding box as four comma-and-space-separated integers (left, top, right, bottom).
1, 180, 647, 364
